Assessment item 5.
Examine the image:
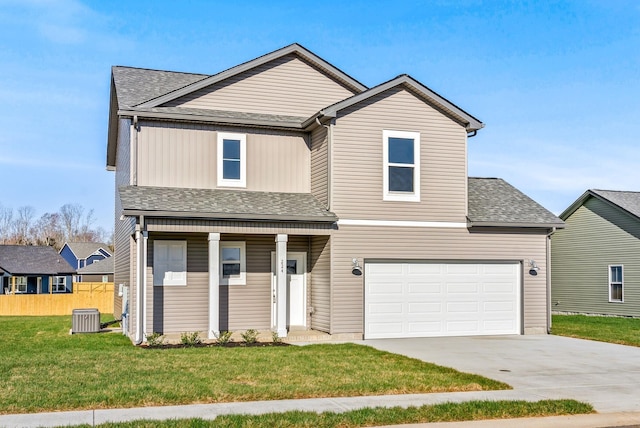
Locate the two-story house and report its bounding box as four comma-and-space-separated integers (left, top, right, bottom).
107, 43, 563, 344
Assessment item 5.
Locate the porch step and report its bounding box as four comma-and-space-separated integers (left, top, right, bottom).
283, 330, 362, 343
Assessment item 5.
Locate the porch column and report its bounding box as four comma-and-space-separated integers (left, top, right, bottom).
275, 234, 288, 337
208, 233, 220, 339
141, 231, 148, 338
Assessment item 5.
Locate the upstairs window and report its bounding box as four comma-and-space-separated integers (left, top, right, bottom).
153, 240, 187, 286
383, 130, 420, 202
53, 276, 67, 293
217, 132, 246, 187
609, 265, 623, 302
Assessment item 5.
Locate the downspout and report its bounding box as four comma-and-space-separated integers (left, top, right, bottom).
316, 117, 332, 211
546, 227, 557, 334
132, 115, 139, 186
134, 215, 145, 345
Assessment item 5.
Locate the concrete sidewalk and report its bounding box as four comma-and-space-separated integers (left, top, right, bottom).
1, 391, 639, 428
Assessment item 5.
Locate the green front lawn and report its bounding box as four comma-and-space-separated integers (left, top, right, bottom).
552, 314, 640, 346
69, 400, 594, 428
0, 316, 509, 414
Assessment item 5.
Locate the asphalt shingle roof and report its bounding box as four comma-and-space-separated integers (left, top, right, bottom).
468, 178, 563, 227
119, 186, 337, 223
77, 257, 114, 275
589, 189, 640, 220
0, 245, 76, 275
132, 106, 307, 126
65, 242, 112, 260
112, 66, 208, 109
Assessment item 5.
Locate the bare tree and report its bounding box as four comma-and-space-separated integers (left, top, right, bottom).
31, 212, 65, 249
13, 206, 35, 245
0, 204, 13, 244
60, 203, 84, 242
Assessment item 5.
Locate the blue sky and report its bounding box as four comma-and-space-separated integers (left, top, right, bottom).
0, 0, 638, 231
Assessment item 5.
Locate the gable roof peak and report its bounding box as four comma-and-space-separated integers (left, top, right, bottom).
134, 43, 367, 109
561, 189, 640, 221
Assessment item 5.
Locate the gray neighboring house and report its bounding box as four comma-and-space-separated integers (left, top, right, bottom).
107, 43, 563, 344
77, 257, 114, 283
0, 245, 76, 294
552, 189, 640, 317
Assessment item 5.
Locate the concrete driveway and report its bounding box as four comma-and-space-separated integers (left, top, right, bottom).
363, 334, 640, 412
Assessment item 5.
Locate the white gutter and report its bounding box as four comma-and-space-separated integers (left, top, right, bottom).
546, 227, 557, 334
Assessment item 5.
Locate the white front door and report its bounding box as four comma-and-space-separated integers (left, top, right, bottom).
271, 252, 307, 330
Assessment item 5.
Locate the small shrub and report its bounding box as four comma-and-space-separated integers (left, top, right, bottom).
241, 329, 259, 344
146, 332, 165, 348
180, 331, 202, 347
215, 330, 233, 346
271, 331, 282, 344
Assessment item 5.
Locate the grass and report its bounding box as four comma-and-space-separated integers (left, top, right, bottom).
552, 314, 640, 347
67, 400, 594, 427
0, 316, 510, 415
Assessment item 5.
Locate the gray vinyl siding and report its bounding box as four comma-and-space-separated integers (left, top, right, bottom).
552, 198, 640, 316
310, 235, 331, 332
113, 118, 134, 318
332, 87, 467, 222
146, 233, 209, 335
164, 54, 357, 118
310, 125, 328, 207
330, 225, 548, 335
136, 121, 310, 193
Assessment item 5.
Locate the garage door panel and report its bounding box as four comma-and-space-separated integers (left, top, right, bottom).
408, 282, 441, 293
408, 302, 442, 313
447, 301, 479, 312
365, 262, 520, 339
369, 302, 403, 314
407, 264, 442, 274
408, 321, 443, 333
447, 282, 479, 293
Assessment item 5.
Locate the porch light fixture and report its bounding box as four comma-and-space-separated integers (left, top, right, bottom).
351, 258, 362, 276
528, 260, 539, 276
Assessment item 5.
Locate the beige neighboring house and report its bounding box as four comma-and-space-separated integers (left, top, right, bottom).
106, 43, 563, 344
77, 257, 114, 283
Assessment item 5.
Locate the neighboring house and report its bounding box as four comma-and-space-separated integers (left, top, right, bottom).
552, 189, 640, 317
107, 43, 563, 344
77, 257, 114, 283
59, 242, 112, 270
0, 245, 76, 294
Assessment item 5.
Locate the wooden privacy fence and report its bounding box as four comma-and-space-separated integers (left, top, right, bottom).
0, 282, 114, 316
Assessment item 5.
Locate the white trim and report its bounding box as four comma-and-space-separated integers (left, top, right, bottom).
383, 130, 420, 202
52, 276, 67, 293
338, 219, 467, 228
208, 233, 220, 339
220, 241, 246, 285
217, 132, 246, 188
608, 264, 624, 303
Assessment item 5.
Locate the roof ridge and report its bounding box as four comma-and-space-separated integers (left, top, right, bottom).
112, 65, 210, 77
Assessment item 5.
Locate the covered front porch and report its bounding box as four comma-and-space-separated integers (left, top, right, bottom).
129, 220, 334, 344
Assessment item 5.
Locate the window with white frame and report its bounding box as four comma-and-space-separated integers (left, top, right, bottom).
217, 132, 246, 187
609, 265, 623, 302
153, 240, 187, 286
383, 130, 420, 202
102, 275, 109, 283
15, 277, 27, 293
53, 276, 67, 293
220, 241, 246, 285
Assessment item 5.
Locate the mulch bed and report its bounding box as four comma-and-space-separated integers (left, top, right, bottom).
142, 341, 290, 349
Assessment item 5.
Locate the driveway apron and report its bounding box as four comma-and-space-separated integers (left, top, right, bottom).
363, 335, 640, 412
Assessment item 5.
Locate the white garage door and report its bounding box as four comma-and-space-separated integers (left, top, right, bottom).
365, 262, 521, 339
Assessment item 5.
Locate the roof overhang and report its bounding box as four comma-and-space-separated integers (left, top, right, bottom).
468, 220, 565, 229
122, 209, 337, 224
